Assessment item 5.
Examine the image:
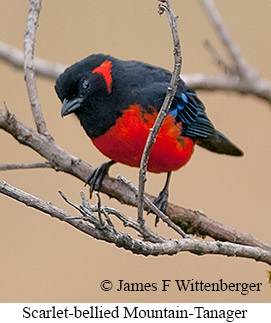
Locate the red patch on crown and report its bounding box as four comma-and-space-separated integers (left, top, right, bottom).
92, 60, 112, 94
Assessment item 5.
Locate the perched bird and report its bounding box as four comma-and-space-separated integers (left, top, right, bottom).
55, 54, 243, 215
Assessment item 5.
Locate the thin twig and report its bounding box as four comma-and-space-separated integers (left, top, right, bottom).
1, 180, 271, 264
182, 73, 271, 104
95, 192, 105, 228
119, 175, 189, 238
1, 41, 271, 103
137, 0, 182, 226
24, 0, 51, 137
60, 189, 165, 243
1, 108, 270, 251
203, 39, 235, 75
79, 190, 166, 243
199, 0, 259, 81
0, 0, 270, 261
0, 41, 65, 79
0, 162, 52, 171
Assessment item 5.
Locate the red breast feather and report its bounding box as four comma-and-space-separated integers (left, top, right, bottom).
92, 104, 194, 173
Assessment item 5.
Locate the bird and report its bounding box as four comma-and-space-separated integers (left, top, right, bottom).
55, 53, 243, 217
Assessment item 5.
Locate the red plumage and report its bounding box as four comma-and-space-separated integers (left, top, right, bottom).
55, 54, 243, 213
92, 104, 194, 173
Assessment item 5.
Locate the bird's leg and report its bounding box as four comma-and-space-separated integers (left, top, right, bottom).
87, 160, 116, 197
152, 171, 172, 225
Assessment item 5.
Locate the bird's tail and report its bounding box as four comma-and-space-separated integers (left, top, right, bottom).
196, 130, 243, 156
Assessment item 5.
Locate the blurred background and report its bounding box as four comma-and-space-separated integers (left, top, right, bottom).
0, 0, 270, 302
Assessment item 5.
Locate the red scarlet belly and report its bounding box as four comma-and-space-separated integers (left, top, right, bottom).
92, 104, 194, 173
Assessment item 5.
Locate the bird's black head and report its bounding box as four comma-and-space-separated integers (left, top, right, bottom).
55, 54, 115, 118
55, 54, 126, 138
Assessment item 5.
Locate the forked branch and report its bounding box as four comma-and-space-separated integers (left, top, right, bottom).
1, 181, 270, 264
0, 107, 270, 254
24, 0, 51, 137
0, 0, 270, 264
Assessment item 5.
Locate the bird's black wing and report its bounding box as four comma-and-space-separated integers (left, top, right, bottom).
120, 60, 243, 156
138, 78, 215, 140
170, 85, 215, 139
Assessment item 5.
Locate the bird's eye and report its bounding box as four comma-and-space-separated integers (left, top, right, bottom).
82, 80, 89, 89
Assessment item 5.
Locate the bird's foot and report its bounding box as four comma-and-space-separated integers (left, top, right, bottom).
86, 160, 115, 197
148, 189, 168, 226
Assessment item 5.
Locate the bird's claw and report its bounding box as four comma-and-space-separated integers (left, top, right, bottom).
148, 189, 168, 226
86, 161, 113, 197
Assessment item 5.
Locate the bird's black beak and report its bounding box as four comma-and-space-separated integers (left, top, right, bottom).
61, 97, 83, 117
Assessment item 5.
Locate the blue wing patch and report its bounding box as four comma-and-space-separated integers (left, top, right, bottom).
139, 81, 215, 140
170, 90, 214, 139
170, 91, 198, 124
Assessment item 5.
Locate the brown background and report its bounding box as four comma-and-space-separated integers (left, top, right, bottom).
0, 0, 270, 302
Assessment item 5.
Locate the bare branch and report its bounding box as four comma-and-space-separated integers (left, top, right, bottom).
1, 181, 271, 264
183, 73, 271, 104
0, 162, 52, 171
0, 0, 270, 267
24, 0, 51, 137
203, 39, 235, 75
1, 108, 270, 252
0, 41, 65, 79
194, 0, 271, 104
137, 0, 182, 225
119, 175, 189, 238
1, 40, 271, 103
59, 190, 166, 244
199, 0, 259, 81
